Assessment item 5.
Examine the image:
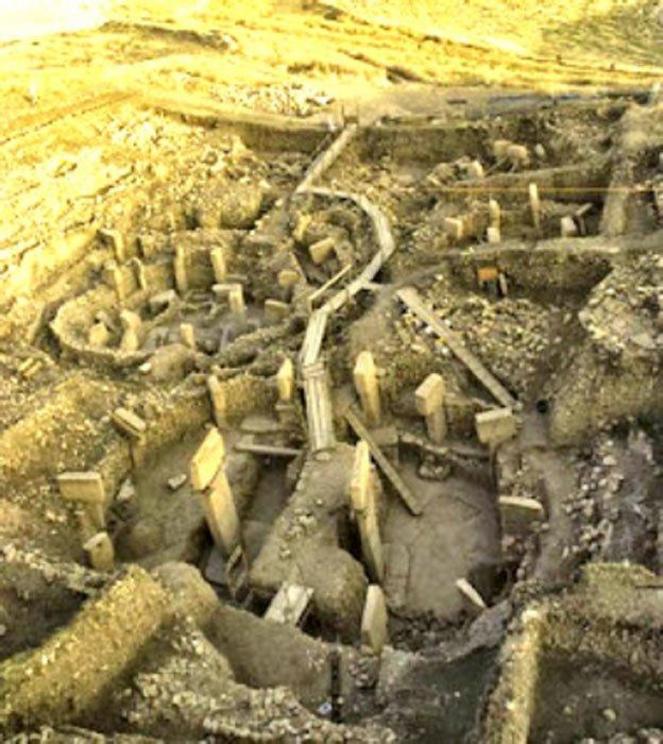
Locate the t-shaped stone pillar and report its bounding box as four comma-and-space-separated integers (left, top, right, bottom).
210, 246, 227, 282
309, 237, 335, 265
488, 198, 501, 229
443, 217, 464, 242
228, 285, 245, 316
83, 531, 115, 572
190, 427, 226, 491
276, 358, 295, 403
353, 351, 381, 427
174, 245, 188, 293
98, 228, 125, 262
529, 183, 541, 229
119, 310, 142, 353
190, 427, 240, 557
57, 471, 107, 537
360, 584, 388, 654
179, 323, 196, 350
349, 441, 384, 583
560, 216, 578, 238
207, 374, 226, 428
475, 408, 517, 449
415, 373, 447, 444
130, 257, 148, 291
201, 468, 240, 557
213, 283, 245, 316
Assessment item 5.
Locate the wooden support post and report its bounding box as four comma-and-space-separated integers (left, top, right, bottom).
415, 373, 447, 445
353, 351, 381, 427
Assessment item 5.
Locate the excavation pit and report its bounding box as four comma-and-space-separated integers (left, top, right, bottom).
1, 88, 662, 742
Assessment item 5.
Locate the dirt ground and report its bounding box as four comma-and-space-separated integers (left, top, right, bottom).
1, 0, 662, 136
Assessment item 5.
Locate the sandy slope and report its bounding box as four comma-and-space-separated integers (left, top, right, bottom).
0, 0, 660, 145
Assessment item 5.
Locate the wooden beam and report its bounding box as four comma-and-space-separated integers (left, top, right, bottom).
345, 406, 422, 516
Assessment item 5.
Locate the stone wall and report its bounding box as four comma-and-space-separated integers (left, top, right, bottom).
0, 566, 172, 732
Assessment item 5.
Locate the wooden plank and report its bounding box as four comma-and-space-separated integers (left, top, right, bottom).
345, 406, 422, 516
296, 124, 359, 193
303, 361, 336, 453
397, 287, 518, 409
299, 308, 329, 367
399, 431, 489, 460
301, 188, 397, 318
234, 440, 302, 458
306, 263, 353, 312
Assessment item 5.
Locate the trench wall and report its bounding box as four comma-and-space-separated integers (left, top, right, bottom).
0, 566, 172, 732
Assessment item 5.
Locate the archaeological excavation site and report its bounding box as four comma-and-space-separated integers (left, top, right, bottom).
0, 2, 662, 742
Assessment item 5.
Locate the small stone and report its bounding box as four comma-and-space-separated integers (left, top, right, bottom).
602, 708, 617, 723
168, 473, 187, 491
116, 479, 135, 503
